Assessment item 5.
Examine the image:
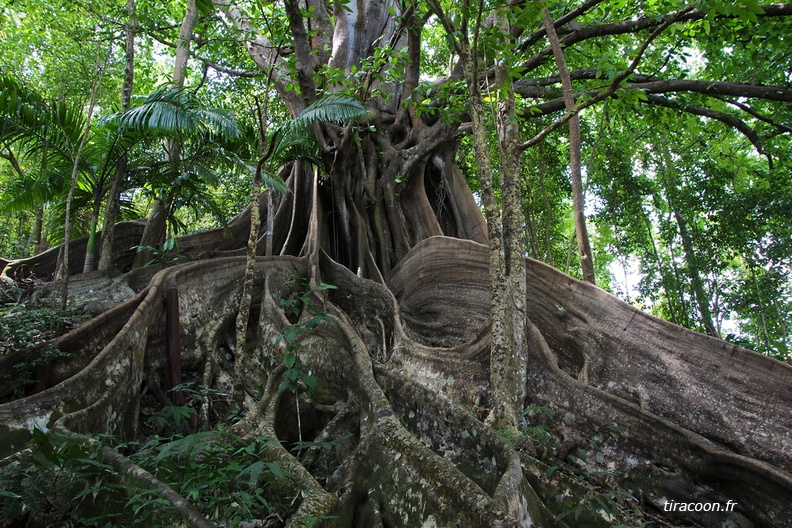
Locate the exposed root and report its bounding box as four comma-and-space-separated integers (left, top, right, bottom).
2, 237, 791, 527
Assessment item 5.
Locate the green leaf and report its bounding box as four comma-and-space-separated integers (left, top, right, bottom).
303, 373, 317, 389
285, 95, 369, 137
284, 352, 297, 369
283, 369, 300, 381
195, 0, 216, 15
265, 461, 286, 479
0, 489, 22, 499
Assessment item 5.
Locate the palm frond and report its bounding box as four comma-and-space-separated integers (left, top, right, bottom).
193, 107, 241, 140
0, 173, 64, 213
119, 89, 198, 137
271, 95, 369, 168
273, 137, 322, 167
260, 169, 289, 195
112, 87, 241, 141
286, 95, 370, 134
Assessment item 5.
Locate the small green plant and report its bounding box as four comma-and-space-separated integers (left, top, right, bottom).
0, 306, 83, 355
133, 236, 191, 267
0, 428, 128, 526
0, 428, 289, 527
147, 404, 196, 431
276, 277, 336, 441
133, 430, 286, 527
0, 307, 85, 400
520, 405, 558, 459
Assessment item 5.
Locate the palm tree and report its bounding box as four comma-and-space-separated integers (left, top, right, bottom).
0, 73, 93, 266
0, 73, 142, 273
108, 86, 247, 269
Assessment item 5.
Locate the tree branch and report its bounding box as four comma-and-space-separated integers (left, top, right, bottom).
542, 7, 594, 283
520, 3, 792, 74
517, 0, 606, 53
719, 97, 792, 134
0, 145, 24, 178
643, 94, 769, 163
518, 69, 792, 102
630, 79, 792, 102
520, 5, 692, 150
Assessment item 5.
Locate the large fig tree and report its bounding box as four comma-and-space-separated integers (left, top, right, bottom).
2, 0, 791, 527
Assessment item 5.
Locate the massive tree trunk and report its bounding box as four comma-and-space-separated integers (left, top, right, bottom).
2, 2, 792, 527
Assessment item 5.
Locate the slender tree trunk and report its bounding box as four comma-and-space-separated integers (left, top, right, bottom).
659, 145, 718, 337
82, 211, 99, 273
643, 209, 683, 323
233, 169, 261, 406
59, 54, 108, 309
32, 206, 44, 255
133, 0, 196, 269
234, 95, 268, 405
265, 191, 274, 257
543, 9, 596, 284
461, 58, 516, 428
173, 0, 197, 88
538, 162, 554, 265
233, 57, 276, 405
493, 11, 528, 430
673, 206, 718, 337
99, 0, 136, 272
83, 186, 105, 273
427, 0, 524, 429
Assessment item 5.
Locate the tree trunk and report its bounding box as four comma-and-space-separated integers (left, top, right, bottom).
99, 0, 135, 272
132, 0, 196, 269
32, 206, 45, 254
660, 145, 718, 337
543, 9, 596, 284
58, 55, 107, 309
82, 214, 98, 274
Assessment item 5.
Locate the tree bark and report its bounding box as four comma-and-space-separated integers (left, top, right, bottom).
542, 8, 596, 284
4, 3, 792, 528
58, 54, 108, 309
32, 206, 45, 254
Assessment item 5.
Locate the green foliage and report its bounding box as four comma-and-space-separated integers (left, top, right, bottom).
276, 276, 336, 394
0, 307, 83, 345
0, 428, 287, 527
0, 307, 85, 399
109, 86, 240, 142
518, 405, 558, 460
0, 428, 127, 527
132, 236, 193, 268
285, 95, 368, 135
270, 95, 369, 171
147, 404, 196, 431
0, 73, 87, 214
132, 430, 286, 526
